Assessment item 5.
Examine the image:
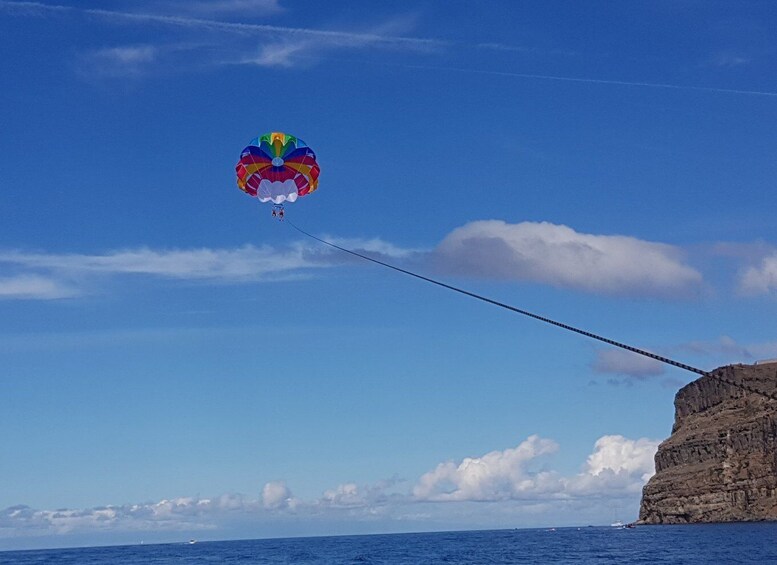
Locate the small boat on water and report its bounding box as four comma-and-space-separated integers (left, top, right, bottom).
188, 539, 197, 545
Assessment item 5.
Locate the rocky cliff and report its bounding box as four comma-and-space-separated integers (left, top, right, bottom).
638, 362, 777, 524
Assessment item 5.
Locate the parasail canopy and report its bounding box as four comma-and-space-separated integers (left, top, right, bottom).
235, 132, 320, 205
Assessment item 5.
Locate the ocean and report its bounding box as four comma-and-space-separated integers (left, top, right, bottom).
2, 523, 776, 564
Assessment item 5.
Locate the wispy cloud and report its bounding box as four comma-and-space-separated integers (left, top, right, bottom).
0, 274, 77, 300
0, 245, 319, 282
433, 220, 702, 299
738, 252, 777, 296
680, 335, 777, 364
710, 52, 751, 68
81, 44, 159, 77
239, 14, 432, 68
0, 238, 413, 300
0, 1, 442, 51
174, 0, 284, 16
477, 42, 578, 58
0, 0, 66, 15
0, 0, 443, 73
591, 349, 666, 379
4, 1, 774, 96
707, 242, 777, 297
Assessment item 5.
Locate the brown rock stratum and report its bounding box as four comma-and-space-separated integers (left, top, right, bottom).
638, 362, 777, 524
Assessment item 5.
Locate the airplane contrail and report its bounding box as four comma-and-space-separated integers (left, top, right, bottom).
0, 0, 445, 49
3, 0, 776, 98
405, 64, 777, 98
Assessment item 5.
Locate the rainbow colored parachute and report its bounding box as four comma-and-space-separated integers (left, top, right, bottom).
235, 132, 320, 205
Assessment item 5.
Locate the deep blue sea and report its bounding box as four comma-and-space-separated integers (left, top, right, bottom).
2, 524, 776, 564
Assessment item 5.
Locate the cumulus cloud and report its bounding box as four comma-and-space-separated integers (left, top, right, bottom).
413, 434, 659, 503
0, 495, 254, 536
413, 435, 560, 502
2, 435, 659, 545
434, 220, 702, 298
739, 252, 777, 295
591, 349, 665, 379
261, 481, 298, 510
319, 483, 366, 507
317, 477, 402, 510
564, 435, 660, 495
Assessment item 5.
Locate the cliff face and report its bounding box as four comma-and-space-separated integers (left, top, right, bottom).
638, 363, 777, 524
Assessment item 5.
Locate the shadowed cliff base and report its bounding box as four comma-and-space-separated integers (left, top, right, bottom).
639, 362, 777, 524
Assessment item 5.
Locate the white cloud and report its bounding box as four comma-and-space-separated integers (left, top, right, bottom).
0, 275, 77, 300
0, 0, 68, 17
0, 495, 254, 536
412, 434, 659, 503
0, 245, 318, 287
316, 477, 401, 509
583, 436, 657, 479
83, 45, 158, 76
1, 2, 442, 69
434, 220, 702, 298
99, 45, 156, 64
319, 483, 365, 507
412, 435, 560, 502
238, 14, 435, 68
79, 6, 439, 50
325, 236, 421, 260
1, 246, 316, 280
2, 435, 659, 545
591, 349, 665, 379
739, 252, 777, 295
0, 236, 416, 300
245, 41, 308, 67
261, 481, 298, 510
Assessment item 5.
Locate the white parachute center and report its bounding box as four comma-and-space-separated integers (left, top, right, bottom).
257, 179, 299, 204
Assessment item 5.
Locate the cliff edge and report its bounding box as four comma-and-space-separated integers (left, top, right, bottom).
638, 362, 777, 524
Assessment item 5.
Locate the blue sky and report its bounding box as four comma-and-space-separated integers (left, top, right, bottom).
2, 0, 777, 550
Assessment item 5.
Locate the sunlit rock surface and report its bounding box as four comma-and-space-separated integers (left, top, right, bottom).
639, 363, 777, 524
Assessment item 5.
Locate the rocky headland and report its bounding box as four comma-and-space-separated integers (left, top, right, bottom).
638, 362, 777, 524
